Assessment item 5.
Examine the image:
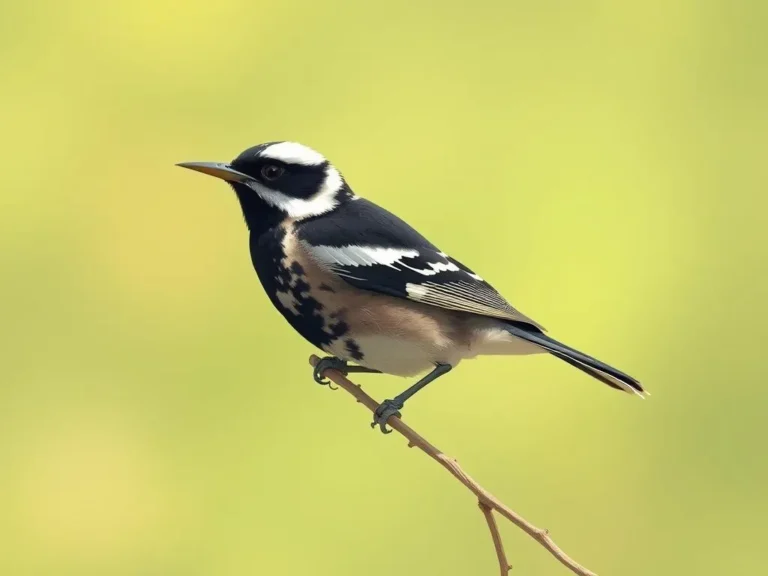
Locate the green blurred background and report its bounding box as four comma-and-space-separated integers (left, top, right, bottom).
2, 1, 766, 574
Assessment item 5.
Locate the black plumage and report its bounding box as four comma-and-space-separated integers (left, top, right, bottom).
177, 141, 645, 432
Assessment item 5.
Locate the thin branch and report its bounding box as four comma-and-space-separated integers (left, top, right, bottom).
309, 355, 598, 576
479, 500, 511, 575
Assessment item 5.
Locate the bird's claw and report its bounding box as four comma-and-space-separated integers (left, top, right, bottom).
371, 399, 402, 434
313, 356, 347, 387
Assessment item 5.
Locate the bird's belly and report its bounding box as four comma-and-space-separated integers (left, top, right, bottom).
325, 333, 462, 377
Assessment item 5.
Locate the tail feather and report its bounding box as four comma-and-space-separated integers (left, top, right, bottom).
504, 323, 645, 397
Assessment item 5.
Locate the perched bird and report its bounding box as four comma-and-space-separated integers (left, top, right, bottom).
178, 142, 644, 433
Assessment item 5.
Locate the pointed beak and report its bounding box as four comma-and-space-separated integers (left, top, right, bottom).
175, 161, 251, 183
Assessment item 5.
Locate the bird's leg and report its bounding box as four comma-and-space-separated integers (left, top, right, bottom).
313, 356, 381, 385
372, 363, 452, 434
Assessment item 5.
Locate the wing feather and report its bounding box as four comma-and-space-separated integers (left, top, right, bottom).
301, 240, 545, 330
294, 198, 545, 331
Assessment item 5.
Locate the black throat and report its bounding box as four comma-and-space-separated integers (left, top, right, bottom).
234, 181, 356, 349
229, 183, 286, 234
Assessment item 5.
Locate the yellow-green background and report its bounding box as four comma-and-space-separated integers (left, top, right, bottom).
2, 1, 766, 575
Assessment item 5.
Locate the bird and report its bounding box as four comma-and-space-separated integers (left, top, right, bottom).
177, 141, 644, 433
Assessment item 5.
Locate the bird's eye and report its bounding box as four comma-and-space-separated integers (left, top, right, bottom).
261, 164, 284, 181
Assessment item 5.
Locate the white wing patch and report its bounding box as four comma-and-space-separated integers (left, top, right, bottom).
259, 141, 326, 166
307, 244, 420, 268
302, 242, 545, 329
303, 244, 466, 276
399, 259, 460, 276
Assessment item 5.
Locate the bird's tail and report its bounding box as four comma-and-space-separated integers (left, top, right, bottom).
504, 323, 645, 397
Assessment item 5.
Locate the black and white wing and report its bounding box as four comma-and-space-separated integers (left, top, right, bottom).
296, 199, 545, 330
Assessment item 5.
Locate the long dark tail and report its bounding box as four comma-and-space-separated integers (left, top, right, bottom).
505, 323, 645, 396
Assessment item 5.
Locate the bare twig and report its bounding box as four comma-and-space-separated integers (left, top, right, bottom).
479, 500, 511, 575
309, 355, 598, 576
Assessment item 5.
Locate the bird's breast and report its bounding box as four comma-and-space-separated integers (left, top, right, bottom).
249, 224, 347, 350
249, 224, 470, 375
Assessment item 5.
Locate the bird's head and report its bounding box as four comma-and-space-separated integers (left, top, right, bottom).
177, 141, 352, 229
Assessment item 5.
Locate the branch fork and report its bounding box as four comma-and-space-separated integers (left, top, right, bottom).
309, 355, 598, 576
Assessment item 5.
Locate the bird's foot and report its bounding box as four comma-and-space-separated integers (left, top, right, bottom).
313, 356, 347, 387
371, 399, 403, 434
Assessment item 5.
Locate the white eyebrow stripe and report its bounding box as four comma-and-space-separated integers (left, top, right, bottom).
259, 142, 327, 166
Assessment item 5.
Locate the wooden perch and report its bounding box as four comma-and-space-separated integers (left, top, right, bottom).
309, 355, 598, 576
